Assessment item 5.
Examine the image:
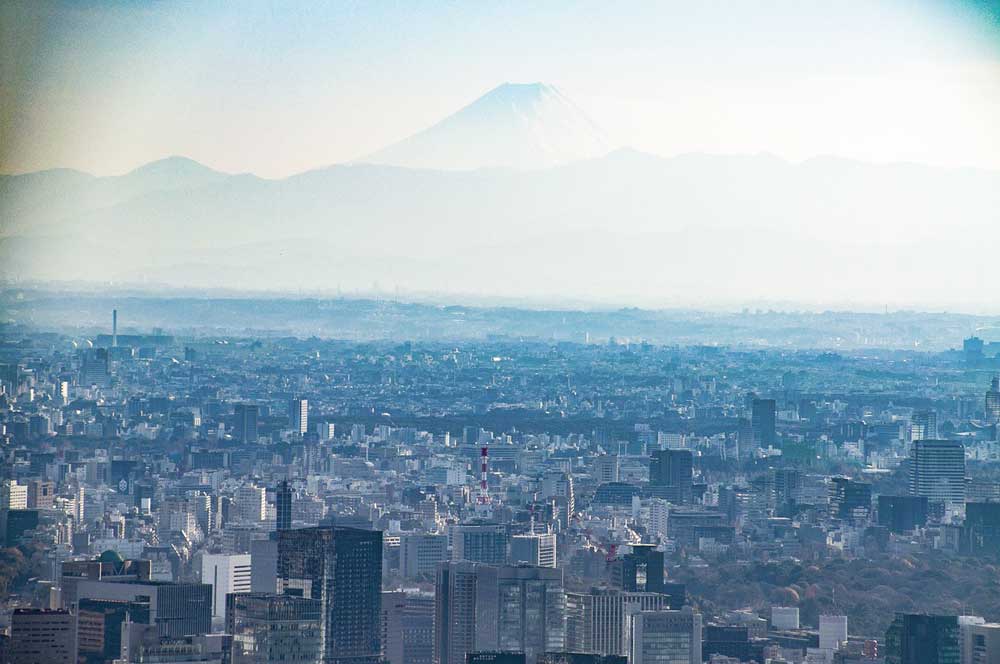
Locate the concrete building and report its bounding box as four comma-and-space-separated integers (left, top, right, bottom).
199, 552, 252, 627
510, 533, 557, 568
9, 608, 77, 664
627, 607, 702, 664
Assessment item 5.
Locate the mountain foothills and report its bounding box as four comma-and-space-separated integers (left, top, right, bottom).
1, 83, 998, 308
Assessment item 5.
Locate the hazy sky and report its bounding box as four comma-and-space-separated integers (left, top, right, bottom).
3, 0, 1000, 178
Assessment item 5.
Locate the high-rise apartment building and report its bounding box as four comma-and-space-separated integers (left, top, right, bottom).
909, 440, 966, 508
290, 398, 309, 435
235, 485, 267, 523
278, 526, 384, 664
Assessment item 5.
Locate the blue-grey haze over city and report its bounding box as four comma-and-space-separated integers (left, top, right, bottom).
1, 4, 1000, 664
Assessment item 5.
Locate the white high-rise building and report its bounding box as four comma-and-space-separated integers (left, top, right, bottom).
199, 552, 252, 626
819, 615, 848, 651
289, 398, 308, 434
234, 485, 266, 523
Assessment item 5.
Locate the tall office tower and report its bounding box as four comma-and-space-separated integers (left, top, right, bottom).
648, 450, 693, 503
751, 398, 777, 447
276, 481, 293, 531
772, 607, 800, 630
233, 403, 260, 443
434, 562, 565, 664
381, 590, 435, 664
820, 615, 849, 651
885, 614, 960, 664
290, 398, 309, 435
627, 607, 702, 664
912, 409, 939, 441
909, 440, 966, 508
9, 608, 77, 664
400, 534, 448, 579
565, 590, 677, 657
966, 622, 1000, 664
278, 526, 383, 664
316, 422, 336, 440
79, 348, 111, 387
987, 376, 1000, 424
451, 523, 508, 564
235, 485, 267, 523
829, 477, 873, 521
510, 533, 557, 568
199, 553, 252, 627
228, 593, 324, 664
593, 455, 620, 484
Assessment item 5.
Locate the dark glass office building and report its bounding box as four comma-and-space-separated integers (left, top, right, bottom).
885, 614, 959, 664
278, 526, 383, 664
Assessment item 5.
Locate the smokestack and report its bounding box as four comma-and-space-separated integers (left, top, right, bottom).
112, 309, 117, 348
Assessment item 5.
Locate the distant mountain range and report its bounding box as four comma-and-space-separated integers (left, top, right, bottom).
362, 82, 611, 170
2, 83, 999, 310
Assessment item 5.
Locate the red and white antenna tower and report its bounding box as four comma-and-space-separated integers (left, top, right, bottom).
477, 444, 491, 507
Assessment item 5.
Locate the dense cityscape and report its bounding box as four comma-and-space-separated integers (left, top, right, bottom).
0, 307, 999, 664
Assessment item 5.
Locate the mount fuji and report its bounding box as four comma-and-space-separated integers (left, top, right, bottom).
361, 82, 612, 170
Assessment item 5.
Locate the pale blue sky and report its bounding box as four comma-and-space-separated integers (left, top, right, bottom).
3, 0, 999, 176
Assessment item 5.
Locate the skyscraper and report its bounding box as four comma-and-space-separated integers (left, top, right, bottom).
648, 450, 693, 503
751, 398, 777, 447
885, 614, 960, 664
290, 398, 309, 435
434, 562, 565, 664
277, 480, 293, 532
909, 440, 966, 508
278, 526, 384, 664
233, 404, 260, 443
